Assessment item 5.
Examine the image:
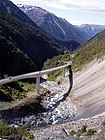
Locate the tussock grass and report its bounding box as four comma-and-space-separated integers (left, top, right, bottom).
73, 30, 105, 72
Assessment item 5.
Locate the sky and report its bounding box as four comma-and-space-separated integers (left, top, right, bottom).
11, 0, 105, 25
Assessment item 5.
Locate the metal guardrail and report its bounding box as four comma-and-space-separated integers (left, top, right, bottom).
0, 62, 72, 94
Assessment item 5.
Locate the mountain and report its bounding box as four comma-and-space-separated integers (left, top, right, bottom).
0, 33, 36, 78
76, 24, 105, 40
57, 40, 80, 52
0, 0, 64, 77
0, 0, 39, 29
73, 29, 105, 71
43, 29, 105, 79
18, 5, 88, 44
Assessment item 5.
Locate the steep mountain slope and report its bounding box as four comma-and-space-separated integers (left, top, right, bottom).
71, 29, 105, 119
73, 29, 105, 71
57, 40, 80, 51
0, 0, 39, 29
0, 34, 36, 77
18, 4, 88, 44
43, 29, 105, 79
77, 24, 105, 40
0, 0, 64, 75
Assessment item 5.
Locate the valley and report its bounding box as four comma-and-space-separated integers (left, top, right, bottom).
0, 0, 105, 139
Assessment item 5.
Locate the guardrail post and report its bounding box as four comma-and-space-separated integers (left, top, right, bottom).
63, 68, 66, 77
36, 77, 40, 94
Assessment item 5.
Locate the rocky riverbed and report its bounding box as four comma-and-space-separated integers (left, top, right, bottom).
31, 113, 105, 140
2, 75, 76, 127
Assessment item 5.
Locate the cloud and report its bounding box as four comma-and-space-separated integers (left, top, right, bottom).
59, 0, 104, 7
63, 4, 105, 14
12, 0, 65, 9
59, 0, 105, 13
11, 0, 105, 13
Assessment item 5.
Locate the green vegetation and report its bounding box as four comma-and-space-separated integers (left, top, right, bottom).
0, 120, 34, 139
76, 125, 87, 137
69, 122, 105, 140
0, 34, 36, 77
43, 51, 72, 80
87, 129, 96, 136
102, 122, 105, 127
69, 130, 77, 136
18, 81, 36, 93
47, 69, 63, 81
69, 125, 97, 139
0, 84, 25, 101
0, 10, 62, 72
43, 30, 105, 76
43, 51, 71, 69
73, 30, 105, 72
81, 125, 87, 133
44, 28, 105, 80
0, 81, 36, 101
0, 80, 49, 102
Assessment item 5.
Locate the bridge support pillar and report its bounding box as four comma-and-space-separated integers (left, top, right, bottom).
63, 68, 66, 77
36, 77, 40, 94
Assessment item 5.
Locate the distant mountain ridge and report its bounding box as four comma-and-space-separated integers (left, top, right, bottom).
18, 4, 88, 44
18, 5, 105, 44
76, 24, 105, 40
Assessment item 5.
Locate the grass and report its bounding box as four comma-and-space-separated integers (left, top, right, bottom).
43, 30, 105, 80
87, 129, 97, 136
0, 82, 26, 101
69, 125, 97, 139
0, 80, 48, 102
0, 81, 35, 101
73, 30, 105, 72
0, 120, 34, 139
43, 51, 72, 80
43, 30, 105, 75
18, 81, 36, 93
43, 51, 72, 69
47, 69, 63, 81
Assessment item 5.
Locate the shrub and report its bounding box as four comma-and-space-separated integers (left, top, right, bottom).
73, 30, 105, 72
81, 125, 87, 133
0, 120, 34, 139
43, 52, 72, 80
69, 130, 77, 136
87, 129, 97, 135
0, 81, 37, 101
102, 122, 105, 127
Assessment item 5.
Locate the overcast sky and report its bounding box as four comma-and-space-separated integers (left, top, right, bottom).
11, 0, 105, 25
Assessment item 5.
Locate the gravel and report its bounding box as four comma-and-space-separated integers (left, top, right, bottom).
6, 78, 76, 127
